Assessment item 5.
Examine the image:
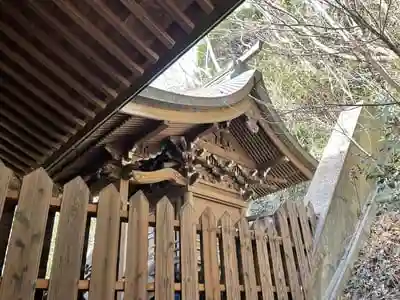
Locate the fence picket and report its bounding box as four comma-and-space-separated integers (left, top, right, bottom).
285, 202, 309, 288
89, 184, 121, 300
219, 212, 240, 300
0, 168, 52, 300
253, 221, 274, 300
201, 207, 221, 300
265, 220, 288, 300
237, 217, 258, 299
47, 177, 89, 300
276, 207, 303, 299
297, 203, 314, 263
155, 197, 175, 300
180, 201, 198, 300
125, 190, 150, 300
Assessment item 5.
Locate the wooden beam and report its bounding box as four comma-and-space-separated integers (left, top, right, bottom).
0, 135, 43, 162
156, 0, 194, 33
0, 59, 86, 126
0, 84, 77, 135
0, 118, 54, 154
0, 152, 28, 174
120, 0, 175, 49
128, 169, 186, 186
0, 41, 101, 116
196, 140, 257, 169
28, 0, 129, 86
53, 0, 144, 75
84, 0, 159, 63
2, 4, 116, 100
0, 93, 69, 142
196, 0, 214, 14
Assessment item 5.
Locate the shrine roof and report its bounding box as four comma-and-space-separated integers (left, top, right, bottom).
0, 0, 244, 176
48, 68, 317, 197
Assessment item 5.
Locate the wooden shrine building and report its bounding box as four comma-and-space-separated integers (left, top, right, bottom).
47, 67, 317, 217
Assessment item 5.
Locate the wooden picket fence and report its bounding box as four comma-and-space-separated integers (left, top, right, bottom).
0, 162, 316, 300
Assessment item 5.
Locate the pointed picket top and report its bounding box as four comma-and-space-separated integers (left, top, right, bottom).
129, 190, 149, 210
99, 183, 120, 200
200, 206, 217, 226
180, 199, 195, 217
0, 159, 13, 217
63, 176, 90, 198
219, 211, 233, 227
156, 195, 174, 213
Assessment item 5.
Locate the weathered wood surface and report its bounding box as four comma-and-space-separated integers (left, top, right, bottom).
201, 207, 221, 300
237, 217, 257, 299
89, 184, 121, 300
0, 169, 52, 300
180, 201, 199, 300
155, 197, 175, 300
276, 208, 303, 299
0, 166, 316, 300
219, 212, 240, 300
47, 178, 89, 300
0, 161, 14, 272
253, 221, 274, 300
286, 202, 309, 290
125, 191, 150, 300
265, 220, 288, 300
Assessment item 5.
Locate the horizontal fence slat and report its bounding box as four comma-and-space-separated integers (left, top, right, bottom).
237, 217, 258, 299
0, 277, 287, 292
220, 212, 240, 300
89, 184, 121, 300
0, 168, 52, 300
47, 177, 89, 300
155, 197, 175, 300
201, 207, 221, 300
180, 201, 198, 300
125, 190, 149, 300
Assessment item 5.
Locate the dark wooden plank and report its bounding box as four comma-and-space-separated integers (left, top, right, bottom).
0, 161, 16, 272
253, 221, 274, 300
276, 207, 303, 299
265, 220, 288, 300
155, 196, 175, 300
47, 177, 89, 299
237, 217, 257, 299
125, 190, 150, 300
285, 202, 309, 289
0, 160, 13, 220
219, 212, 240, 300
0, 168, 52, 300
88, 184, 121, 300
180, 201, 198, 300
201, 207, 221, 300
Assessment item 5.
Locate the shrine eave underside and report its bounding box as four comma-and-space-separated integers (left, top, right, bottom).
47, 69, 318, 197
0, 0, 244, 177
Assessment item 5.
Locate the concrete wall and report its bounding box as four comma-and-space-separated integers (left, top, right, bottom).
304, 105, 383, 299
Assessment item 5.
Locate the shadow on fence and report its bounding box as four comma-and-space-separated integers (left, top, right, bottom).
0, 162, 316, 300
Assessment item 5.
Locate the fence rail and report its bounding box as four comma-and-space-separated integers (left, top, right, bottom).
0, 162, 316, 300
